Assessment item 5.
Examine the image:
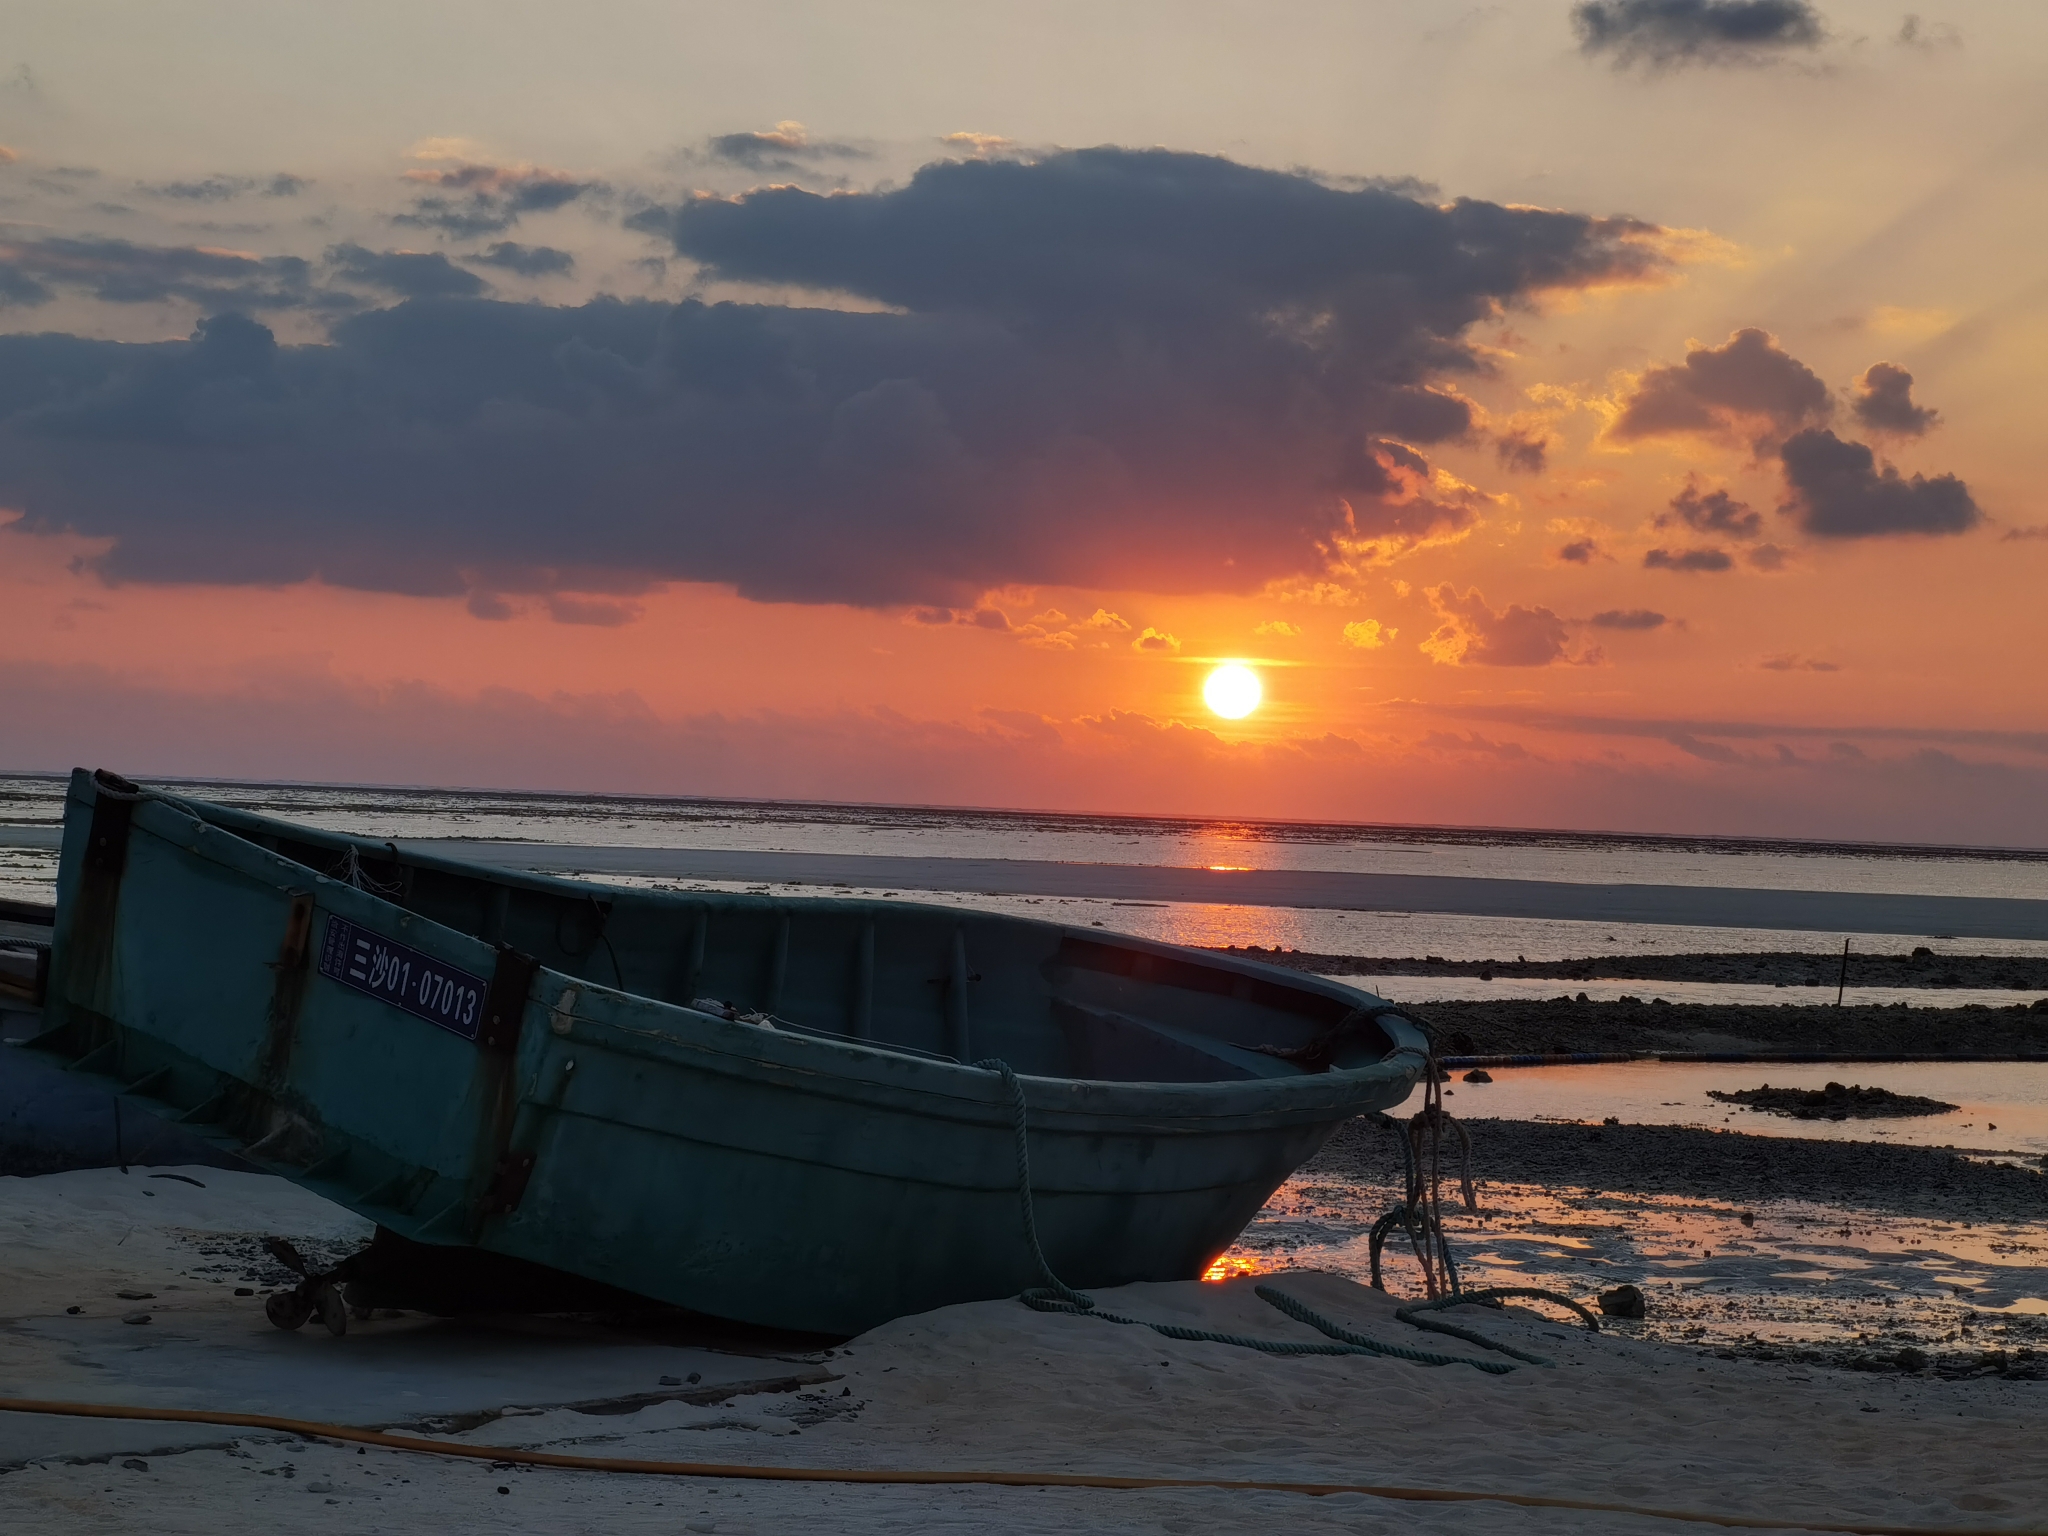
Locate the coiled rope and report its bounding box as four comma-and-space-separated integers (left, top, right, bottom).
974, 1058, 1593, 1372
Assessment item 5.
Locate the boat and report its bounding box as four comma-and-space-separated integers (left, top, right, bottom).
21, 768, 1429, 1336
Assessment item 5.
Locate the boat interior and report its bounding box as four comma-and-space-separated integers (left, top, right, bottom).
165, 796, 1402, 1084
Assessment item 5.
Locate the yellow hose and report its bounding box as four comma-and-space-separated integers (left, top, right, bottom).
0, 1396, 2031, 1536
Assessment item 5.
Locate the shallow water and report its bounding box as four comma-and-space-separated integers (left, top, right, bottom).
7, 775, 2047, 972
1222, 1175, 2048, 1358
1408, 1060, 2048, 1157
5, 772, 2045, 899
591, 877, 2048, 983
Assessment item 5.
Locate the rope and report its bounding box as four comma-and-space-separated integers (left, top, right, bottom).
0, 1397, 2033, 1536
973, 1058, 1588, 1373
1397, 1289, 1604, 1367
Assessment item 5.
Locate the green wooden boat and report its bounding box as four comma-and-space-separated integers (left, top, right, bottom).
24, 768, 1428, 1335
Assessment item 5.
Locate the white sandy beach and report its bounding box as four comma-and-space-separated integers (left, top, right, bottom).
4, 1165, 2045, 1534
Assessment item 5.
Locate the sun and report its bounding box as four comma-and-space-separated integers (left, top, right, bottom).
1202, 663, 1262, 720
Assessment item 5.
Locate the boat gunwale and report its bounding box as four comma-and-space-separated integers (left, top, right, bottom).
57, 777, 1432, 1121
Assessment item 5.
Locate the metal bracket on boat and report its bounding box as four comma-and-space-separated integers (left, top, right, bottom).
477, 947, 540, 1055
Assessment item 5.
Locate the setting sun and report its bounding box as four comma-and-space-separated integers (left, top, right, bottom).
1202, 663, 1262, 720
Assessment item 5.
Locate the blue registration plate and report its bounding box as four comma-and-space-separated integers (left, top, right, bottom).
316, 913, 488, 1042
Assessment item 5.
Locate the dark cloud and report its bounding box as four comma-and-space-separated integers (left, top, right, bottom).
1850, 361, 1938, 437
0, 148, 1674, 608
396, 162, 602, 238
1573, 1, 1826, 68
1611, 327, 1831, 445
1422, 586, 1573, 666
1759, 653, 1839, 670
2002, 525, 2048, 543
1644, 546, 1734, 571
136, 172, 308, 202
140, 175, 252, 202
467, 241, 575, 277
1778, 428, 1979, 539
704, 121, 870, 173
1660, 480, 1761, 538
0, 233, 325, 311
325, 243, 489, 299
1589, 608, 1668, 629
1555, 538, 1599, 564
1493, 428, 1548, 473
0, 266, 52, 307
1747, 542, 1789, 570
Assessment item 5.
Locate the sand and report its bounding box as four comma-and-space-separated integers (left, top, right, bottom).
5, 1167, 2048, 1534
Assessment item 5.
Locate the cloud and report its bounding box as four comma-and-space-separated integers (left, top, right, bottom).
1644, 546, 1733, 571
1849, 361, 1938, 437
1253, 619, 1300, 637
396, 161, 602, 238
1418, 730, 1533, 760
1660, 479, 1761, 538
0, 233, 325, 311
1421, 585, 1572, 666
1415, 701, 2048, 757
2002, 525, 2048, 543
1777, 428, 1980, 538
1082, 609, 1132, 631
325, 243, 489, 299
1610, 327, 1831, 445
1895, 14, 1961, 50
1589, 608, 1668, 629
1341, 618, 1394, 649
1572, 1, 1826, 68
0, 266, 52, 307
0, 148, 1682, 608
1747, 542, 1789, 569
1759, 653, 1839, 670
1493, 428, 1549, 474
1132, 627, 1180, 653
137, 173, 308, 203
1555, 537, 1599, 564
704, 121, 870, 172
940, 132, 1017, 158
467, 241, 575, 276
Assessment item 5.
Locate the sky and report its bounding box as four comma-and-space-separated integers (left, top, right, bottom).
2, 1, 2045, 844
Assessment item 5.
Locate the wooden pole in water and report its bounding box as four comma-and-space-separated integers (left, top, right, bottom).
1835, 937, 1850, 1007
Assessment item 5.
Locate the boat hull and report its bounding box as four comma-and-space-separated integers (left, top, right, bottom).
27, 770, 1427, 1335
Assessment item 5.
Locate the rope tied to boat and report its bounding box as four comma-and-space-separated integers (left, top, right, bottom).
974, 1057, 1593, 1372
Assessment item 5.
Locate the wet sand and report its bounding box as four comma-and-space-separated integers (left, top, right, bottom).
1391, 997, 2048, 1058
1310, 1116, 2048, 1225
1227, 945, 2048, 990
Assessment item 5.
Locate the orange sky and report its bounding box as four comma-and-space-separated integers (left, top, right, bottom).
2, 3, 2045, 843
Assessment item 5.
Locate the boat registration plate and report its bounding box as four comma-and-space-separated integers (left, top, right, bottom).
316, 914, 489, 1042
